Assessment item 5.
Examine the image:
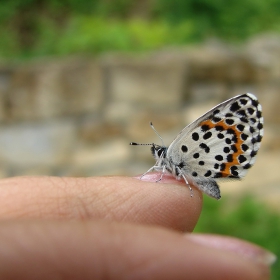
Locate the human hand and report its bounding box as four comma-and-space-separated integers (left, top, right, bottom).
0, 174, 275, 279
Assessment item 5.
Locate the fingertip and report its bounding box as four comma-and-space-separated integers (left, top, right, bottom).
0, 175, 203, 232
130, 173, 203, 231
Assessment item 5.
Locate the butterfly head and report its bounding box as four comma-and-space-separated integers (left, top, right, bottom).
151, 144, 167, 160
130, 122, 168, 162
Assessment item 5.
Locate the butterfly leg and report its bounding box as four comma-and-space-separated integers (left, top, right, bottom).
140, 164, 165, 180
140, 165, 155, 180
155, 165, 166, 182
176, 166, 193, 197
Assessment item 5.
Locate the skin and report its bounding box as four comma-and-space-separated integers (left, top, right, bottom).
0, 174, 274, 279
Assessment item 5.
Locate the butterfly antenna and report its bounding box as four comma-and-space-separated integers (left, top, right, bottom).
150, 122, 165, 146
130, 142, 153, 146
130, 122, 165, 146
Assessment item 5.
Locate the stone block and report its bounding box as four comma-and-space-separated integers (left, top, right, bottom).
227, 55, 259, 83
78, 116, 123, 144
246, 34, 280, 81
261, 125, 280, 151
103, 54, 188, 109
58, 57, 104, 115
187, 45, 259, 83
255, 85, 280, 124
104, 101, 137, 124
187, 45, 232, 82
0, 67, 13, 121
7, 57, 104, 120
72, 139, 130, 173
0, 120, 77, 167
189, 82, 228, 103
183, 101, 219, 126
126, 109, 183, 143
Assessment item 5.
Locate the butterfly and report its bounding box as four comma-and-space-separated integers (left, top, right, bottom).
130, 93, 264, 199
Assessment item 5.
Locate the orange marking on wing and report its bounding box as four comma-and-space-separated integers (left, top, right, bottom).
200, 119, 244, 178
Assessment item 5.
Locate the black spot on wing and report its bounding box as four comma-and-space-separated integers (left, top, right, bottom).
241, 133, 248, 141
238, 155, 247, 163
250, 150, 257, 157
241, 144, 249, 152
212, 117, 222, 123
257, 123, 263, 130
225, 138, 231, 144
215, 126, 224, 131
192, 132, 199, 141
181, 145, 188, 152
251, 99, 259, 107
231, 145, 238, 152
193, 153, 199, 159
223, 147, 230, 153
220, 163, 226, 171
225, 113, 233, 117
214, 172, 223, 178
230, 166, 239, 176
203, 131, 212, 140
225, 119, 234, 125
237, 124, 245, 131
237, 110, 246, 117
215, 155, 223, 161
227, 154, 233, 162
243, 163, 252, 169
230, 101, 241, 112
204, 170, 212, 177
214, 163, 219, 169
199, 143, 210, 153
201, 125, 210, 132
240, 98, 248, 105
241, 117, 249, 123
217, 133, 224, 139
247, 107, 255, 115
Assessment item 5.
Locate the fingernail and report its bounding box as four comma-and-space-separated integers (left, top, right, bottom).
133, 173, 183, 184
187, 234, 276, 266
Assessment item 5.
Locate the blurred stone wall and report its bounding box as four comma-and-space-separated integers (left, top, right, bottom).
0, 34, 279, 205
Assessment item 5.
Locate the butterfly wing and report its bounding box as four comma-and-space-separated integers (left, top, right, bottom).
166, 93, 264, 198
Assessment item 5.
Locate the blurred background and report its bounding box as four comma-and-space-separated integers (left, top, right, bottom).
0, 0, 280, 277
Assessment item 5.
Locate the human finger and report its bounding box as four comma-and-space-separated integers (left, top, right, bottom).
0, 220, 273, 280
0, 174, 202, 231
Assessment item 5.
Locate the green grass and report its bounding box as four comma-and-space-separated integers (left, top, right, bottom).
195, 195, 280, 280
0, 17, 198, 59
2, 0, 280, 59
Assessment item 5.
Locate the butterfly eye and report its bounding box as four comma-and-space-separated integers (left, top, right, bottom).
157, 149, 163, 157
156, 147, 167, 158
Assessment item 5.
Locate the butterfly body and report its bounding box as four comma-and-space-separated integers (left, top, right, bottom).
131, 93, 264, 200
151, 142, 222, 199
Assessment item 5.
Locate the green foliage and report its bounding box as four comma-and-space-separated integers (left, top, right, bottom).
1, 0, 280, 58
0, 16, 197, 58
155, 0, 280, 40
195, 195, 280, 280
